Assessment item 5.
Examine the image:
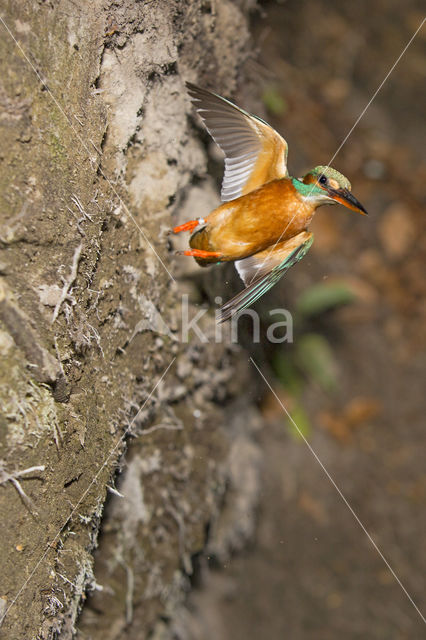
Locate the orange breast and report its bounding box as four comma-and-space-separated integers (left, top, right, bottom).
192, 178, 315, 261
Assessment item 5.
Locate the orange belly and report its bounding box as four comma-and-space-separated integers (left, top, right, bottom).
190, 178, 315, 261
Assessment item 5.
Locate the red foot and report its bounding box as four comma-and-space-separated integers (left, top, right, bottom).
177, 249, 222, 259
172, 220, 200, 234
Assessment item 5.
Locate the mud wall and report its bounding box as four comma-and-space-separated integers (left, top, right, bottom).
0, 2, 260, 638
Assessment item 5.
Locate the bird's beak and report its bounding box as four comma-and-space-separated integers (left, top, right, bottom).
328, 187, 368, 215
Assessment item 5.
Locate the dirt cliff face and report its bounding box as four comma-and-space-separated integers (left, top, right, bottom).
0, 2, 261, 638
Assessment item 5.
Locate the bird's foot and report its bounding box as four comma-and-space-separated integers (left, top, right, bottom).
176, 249, 222, 259
172, 218, 204, 234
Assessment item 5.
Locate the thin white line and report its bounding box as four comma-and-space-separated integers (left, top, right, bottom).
250, 356, 426, 625
0, 358, 176, 625
0, 15, 175, 283
251, 17, 425, 282
326, 16, 425, 168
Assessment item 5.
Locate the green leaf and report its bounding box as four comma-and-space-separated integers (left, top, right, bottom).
287, 403, 311, 440
262, 88, 287, 116
295, 333, 338, 392
296, 282, 357, 318
272, 351, 302, 395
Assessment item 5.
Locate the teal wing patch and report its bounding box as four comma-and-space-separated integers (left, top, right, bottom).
218, 234, 313, 323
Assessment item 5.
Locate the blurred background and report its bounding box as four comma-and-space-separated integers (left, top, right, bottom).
190, 1, 426, 638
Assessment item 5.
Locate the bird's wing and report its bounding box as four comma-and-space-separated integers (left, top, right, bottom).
217, 232, 313, 323
186, 82, 289, 202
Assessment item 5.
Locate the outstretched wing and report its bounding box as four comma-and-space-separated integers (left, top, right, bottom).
217, 232, 313, 323
186, 82, 289, 202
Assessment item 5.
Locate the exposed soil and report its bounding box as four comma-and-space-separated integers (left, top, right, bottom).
0, 2, 261, 638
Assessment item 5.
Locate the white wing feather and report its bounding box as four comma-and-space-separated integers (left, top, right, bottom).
186, 83, 288, 202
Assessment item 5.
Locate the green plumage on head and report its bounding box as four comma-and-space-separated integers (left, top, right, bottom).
311, 166, 352, 190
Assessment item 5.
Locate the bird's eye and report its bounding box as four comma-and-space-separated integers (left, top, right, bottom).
319, 175, 327, 185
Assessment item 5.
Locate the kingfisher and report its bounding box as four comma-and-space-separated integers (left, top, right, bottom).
173, 83, 368, 322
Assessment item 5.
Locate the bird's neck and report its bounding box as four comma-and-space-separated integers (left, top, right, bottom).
291, 177, 326, 209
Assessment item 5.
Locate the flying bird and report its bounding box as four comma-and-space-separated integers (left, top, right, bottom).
173, 83, 367, 322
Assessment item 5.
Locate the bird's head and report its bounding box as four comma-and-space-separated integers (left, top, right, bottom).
299, 166, 368, 215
